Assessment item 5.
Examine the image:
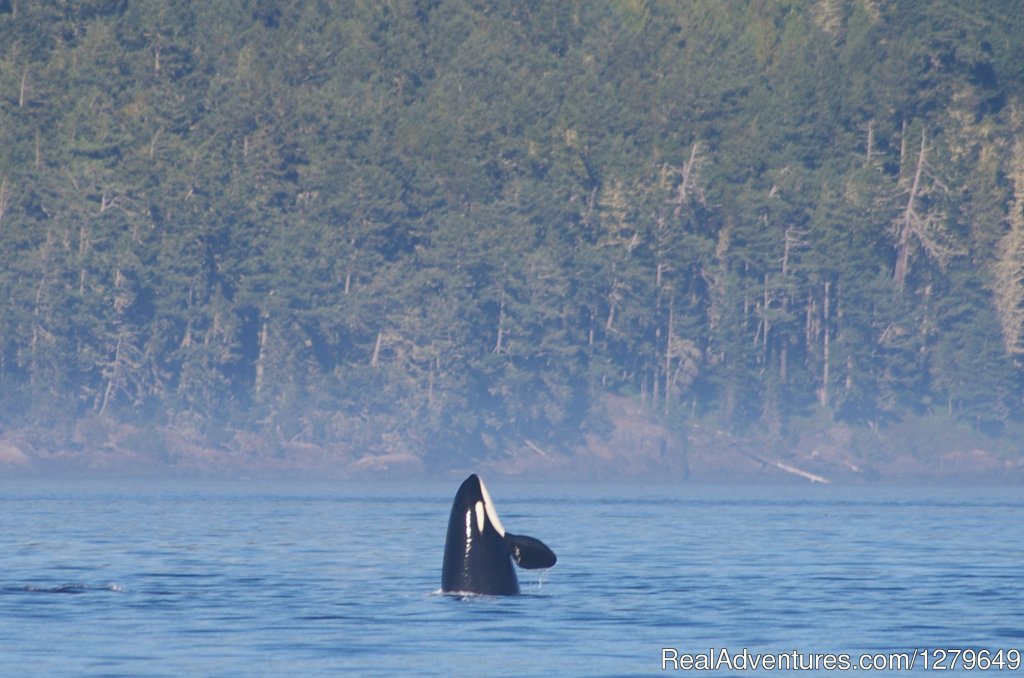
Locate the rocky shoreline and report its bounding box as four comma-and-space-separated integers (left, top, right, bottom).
2, 400, 1022, 483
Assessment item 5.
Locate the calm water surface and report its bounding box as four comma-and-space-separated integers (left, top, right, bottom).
1, 480, 1021, 676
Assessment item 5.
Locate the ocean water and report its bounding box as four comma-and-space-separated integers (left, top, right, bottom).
1, 479, 1021, 677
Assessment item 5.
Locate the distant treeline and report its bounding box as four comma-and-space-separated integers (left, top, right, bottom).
2, 0, 1024, 465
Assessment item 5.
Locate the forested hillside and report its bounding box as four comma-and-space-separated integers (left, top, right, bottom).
2, 0, 1024, 475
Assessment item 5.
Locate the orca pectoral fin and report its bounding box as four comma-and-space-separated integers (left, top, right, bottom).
506, 533, 557, 569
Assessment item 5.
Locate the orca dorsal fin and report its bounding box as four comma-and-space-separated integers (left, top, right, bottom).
506, 533, 557, 569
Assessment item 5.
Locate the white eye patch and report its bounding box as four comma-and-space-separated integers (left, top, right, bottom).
474, 500, 485, 532
477, 477, 506, 537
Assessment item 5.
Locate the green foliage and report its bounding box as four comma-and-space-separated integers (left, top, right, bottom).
1, 0, 1023, 467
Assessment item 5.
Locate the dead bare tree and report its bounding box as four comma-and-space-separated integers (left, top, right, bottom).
664, 141, 708, 218
993, 128, 1024, 353
891, 128, 962, 292
0, 175, 10, 224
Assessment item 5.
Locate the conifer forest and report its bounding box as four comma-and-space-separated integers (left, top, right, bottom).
2, 1, 1024, 475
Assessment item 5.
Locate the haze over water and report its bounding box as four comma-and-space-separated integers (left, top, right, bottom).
1, 480, 1021, 676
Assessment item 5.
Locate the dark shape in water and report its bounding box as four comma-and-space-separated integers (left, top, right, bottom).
441, 474, 557, 596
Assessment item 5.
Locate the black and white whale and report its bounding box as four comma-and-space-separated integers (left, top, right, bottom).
441, 474, 557, 595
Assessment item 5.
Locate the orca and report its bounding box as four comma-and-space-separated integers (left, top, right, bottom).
441, 474, 557, 595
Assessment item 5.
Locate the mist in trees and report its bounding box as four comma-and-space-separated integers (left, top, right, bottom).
2, 0, 1023, 471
